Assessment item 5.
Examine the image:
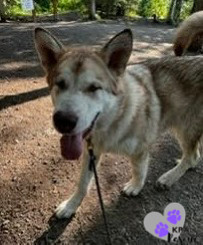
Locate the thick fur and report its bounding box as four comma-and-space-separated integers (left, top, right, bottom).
174, 11, 203, 56
34, 28, 203, 219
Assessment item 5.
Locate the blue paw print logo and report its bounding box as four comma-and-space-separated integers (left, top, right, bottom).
154, 222, 169, 237
167, 209, 181, 224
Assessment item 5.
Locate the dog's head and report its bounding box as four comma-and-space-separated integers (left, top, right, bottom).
34, 28, 133, 160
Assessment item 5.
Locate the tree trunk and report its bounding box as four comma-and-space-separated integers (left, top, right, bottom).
191, 0, 203, 13
52, 0, 58, 21
167, 0, 177, 24
106, 2, 111, 18
0, 0, 7, 22
32, 9, 36, 22
167, 0, 183, 25
89, 0, 96, 20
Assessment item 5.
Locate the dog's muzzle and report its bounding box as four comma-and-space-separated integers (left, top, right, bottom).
53, 111, 78, 134
54, 112, 100, 161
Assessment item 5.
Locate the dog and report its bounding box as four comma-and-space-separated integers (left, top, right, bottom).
34, 27, 203, 219
173, 11, 203, 56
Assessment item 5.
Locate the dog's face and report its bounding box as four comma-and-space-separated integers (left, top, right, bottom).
34, 28, 132, 160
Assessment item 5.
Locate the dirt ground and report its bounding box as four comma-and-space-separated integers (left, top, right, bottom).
0, 20, 202, 245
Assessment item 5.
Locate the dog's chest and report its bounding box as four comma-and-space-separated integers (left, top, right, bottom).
93, 131, 139, 156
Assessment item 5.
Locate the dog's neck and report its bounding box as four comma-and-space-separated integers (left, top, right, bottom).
91, 70, 146, 151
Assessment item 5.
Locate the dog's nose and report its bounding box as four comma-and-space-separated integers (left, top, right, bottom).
53, 111, 78, 134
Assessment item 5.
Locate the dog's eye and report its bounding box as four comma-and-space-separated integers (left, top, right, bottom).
86, 84, 101, 93
56, 79, 66, 90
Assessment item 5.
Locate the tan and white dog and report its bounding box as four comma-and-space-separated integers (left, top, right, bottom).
174, 11, 203, 56
34, 28, 203, 219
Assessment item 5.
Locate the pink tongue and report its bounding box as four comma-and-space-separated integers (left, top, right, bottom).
60, 133, 83, 160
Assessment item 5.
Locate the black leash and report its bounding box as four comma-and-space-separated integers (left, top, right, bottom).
87, 142, 112, 245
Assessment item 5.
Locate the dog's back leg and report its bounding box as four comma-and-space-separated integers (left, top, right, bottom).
157, 131, 201, 189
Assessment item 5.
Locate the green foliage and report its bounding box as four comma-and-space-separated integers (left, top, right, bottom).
58, 0, 86, 12
5, 0, 194, 21
96, 0, 136, 17
114, 0, 137, 16
126, 0, 140, 17
7, 0, 48, 16
138, 0, 170, 18
35, 0, 50, 12
180, 0, 193, 20
7, 0, 86, 17
151, 0, 170, 17
138, 0, 152, 17
7, 0, 26, 16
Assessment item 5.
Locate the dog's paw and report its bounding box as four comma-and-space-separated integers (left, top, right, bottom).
156, 174, 172, 190
175, 158, 181, 165
156, 179, 170, 190
123, 180, 143, 196
55, 198, 78, 219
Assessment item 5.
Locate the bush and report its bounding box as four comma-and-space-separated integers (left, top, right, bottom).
35, 0, 50, 12
138, 0, 170, 18
58, 0, 85, 12
6, 0, 194, 21
138, 0, 152, 17
180, 0, 193, 20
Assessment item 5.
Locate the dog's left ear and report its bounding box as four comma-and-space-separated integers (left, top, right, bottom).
101, 29, 133, 76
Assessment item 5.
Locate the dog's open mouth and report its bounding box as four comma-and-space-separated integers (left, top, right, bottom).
60, 113, 100, 160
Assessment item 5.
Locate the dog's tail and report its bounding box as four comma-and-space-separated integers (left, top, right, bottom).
173, 11, 203, 56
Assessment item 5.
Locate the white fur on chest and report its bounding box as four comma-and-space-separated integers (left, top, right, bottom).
92, 70, 146, 156
93, 129, 139, 155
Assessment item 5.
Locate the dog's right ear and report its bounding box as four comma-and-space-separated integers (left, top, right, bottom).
34, 27, 64, 72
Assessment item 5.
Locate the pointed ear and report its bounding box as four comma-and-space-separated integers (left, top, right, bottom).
34, 27, 64, 72
101, 29, 133, 76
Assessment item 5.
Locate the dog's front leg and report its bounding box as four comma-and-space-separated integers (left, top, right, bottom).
55, 149, 101, 219
123, 152, 149, 196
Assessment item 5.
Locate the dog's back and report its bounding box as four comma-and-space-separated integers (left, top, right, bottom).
143, 56, 203, 157
144, 56, 203, 122
173, 11, 203, 56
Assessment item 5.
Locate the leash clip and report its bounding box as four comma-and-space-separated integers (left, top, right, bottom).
86, 138, 96, 171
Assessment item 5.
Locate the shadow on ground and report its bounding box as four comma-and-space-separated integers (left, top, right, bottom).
34, 215, 75, 245
0, 87, 49, 111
